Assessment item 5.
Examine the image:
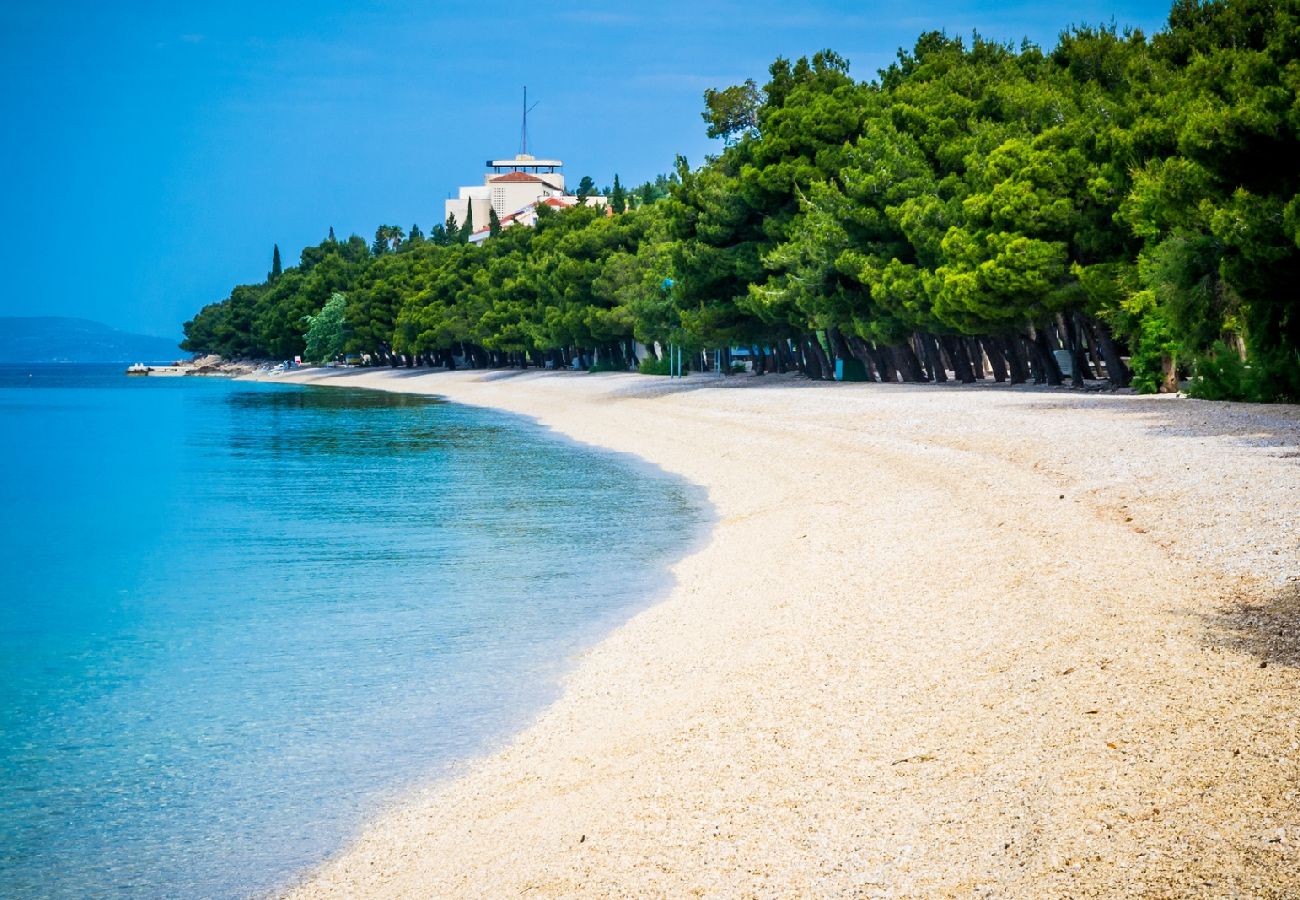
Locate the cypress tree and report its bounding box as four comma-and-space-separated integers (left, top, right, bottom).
610, 174, 627, 213
327, 225, 336, 242
460, 203, 474, 242
488, 207, 502, 237
270, 244, 282, 280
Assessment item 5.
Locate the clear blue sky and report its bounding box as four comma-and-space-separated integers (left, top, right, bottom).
1, 1, 1172, 339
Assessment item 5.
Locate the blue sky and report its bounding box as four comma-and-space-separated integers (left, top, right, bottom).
1, 1, 1171, 339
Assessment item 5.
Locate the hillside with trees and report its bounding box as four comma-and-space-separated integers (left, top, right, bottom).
182, 0, 1300, 401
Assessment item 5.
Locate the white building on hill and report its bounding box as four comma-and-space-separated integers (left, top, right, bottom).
445, 153, 607, 239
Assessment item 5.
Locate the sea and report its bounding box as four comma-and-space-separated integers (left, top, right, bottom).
0, 365, 705, 898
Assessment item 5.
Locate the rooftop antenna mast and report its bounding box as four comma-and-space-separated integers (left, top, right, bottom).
520, 85, 540, 156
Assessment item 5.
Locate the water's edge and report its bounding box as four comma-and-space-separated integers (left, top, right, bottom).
269, 377, 716, 898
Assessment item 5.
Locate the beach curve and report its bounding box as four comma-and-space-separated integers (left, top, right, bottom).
263, 368, 1299, 898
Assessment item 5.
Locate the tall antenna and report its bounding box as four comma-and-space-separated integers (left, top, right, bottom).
520, 86, 540, 156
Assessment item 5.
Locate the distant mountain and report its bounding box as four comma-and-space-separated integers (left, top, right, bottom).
0, 317, 182, 364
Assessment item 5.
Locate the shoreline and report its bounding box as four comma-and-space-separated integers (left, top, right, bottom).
261, 368, 1299, 897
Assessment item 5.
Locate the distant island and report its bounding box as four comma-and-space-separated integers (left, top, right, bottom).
0, 317, 181, 364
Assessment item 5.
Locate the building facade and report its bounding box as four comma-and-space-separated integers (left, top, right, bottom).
445, 153, 606, 236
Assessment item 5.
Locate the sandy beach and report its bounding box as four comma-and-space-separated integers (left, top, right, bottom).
266, 368, 1299, 897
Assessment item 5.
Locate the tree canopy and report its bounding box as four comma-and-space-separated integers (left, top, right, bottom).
183, 0, 1300, 401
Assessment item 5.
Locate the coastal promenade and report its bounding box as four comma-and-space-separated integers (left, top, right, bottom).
268, 369, 1299, 897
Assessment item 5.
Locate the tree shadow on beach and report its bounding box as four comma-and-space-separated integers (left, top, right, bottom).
1204, 581, 1300, 668
996, 392, 1300, 455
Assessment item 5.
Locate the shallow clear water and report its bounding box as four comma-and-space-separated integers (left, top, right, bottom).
0, 365, 704, 898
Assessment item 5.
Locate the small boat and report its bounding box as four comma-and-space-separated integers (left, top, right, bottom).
126, 363, 151, 375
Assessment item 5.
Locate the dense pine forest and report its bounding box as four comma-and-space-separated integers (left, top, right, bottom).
182, 0, 1300, 401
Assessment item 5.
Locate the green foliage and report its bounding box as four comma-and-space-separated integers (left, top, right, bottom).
460, 204, 473, 242
371, 225, 404, 256
702, 78, 760, 143
638, 355, 675, 375
180, 1, 1300, 403
303, 292, 348, 363
610, 174, 627, 213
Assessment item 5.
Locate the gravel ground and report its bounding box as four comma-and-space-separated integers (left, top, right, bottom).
266, 369, 1299, 898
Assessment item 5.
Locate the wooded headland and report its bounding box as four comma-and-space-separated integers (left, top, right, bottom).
184, 0, 1300, 403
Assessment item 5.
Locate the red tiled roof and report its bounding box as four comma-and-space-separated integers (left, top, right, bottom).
489, 171, 566, 192
489, 171, 543, 183
471, 196, 597, 238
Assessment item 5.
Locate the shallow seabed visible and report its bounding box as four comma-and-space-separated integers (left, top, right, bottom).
274, 368, 1300, 899
0, 365, 707, 898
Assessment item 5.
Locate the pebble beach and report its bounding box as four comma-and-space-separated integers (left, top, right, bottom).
266, 368, 1299, 898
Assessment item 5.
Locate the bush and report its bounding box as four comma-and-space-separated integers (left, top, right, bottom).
587, 359, 628, 373
638, 356, 676, 376
1188, 341, 1255, 401
1189, 342, 1299, 403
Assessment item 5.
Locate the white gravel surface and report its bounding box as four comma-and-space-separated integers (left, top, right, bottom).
264, 369, 1299, 898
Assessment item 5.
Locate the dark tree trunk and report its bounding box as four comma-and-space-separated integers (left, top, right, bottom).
892, 343, 926, 382
939, 335, 976, 384
826, 325, 851, 366
966, 338, 986, 380
811, 333, 835, 380
773, 341, 791, 374
1069, 313, 1096, 382
1028, 329, 1063, 385
870, 343, 897, 383
918, 333, 946, 382
801, 336, 824, 380
1090, 316, 1130, 387
845, 335, 880, 382
981, 337, 1008, 382
1003, 337, 1028, 384
1022, 336, 1045, 384
1060, 313, 1092, 386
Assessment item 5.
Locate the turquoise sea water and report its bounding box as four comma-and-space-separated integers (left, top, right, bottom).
0, 365, 703, 898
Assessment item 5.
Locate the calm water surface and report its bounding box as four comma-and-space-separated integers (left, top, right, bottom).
0, 365, 704, 898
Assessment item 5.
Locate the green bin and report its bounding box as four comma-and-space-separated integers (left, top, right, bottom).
835, 358, 868, 382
